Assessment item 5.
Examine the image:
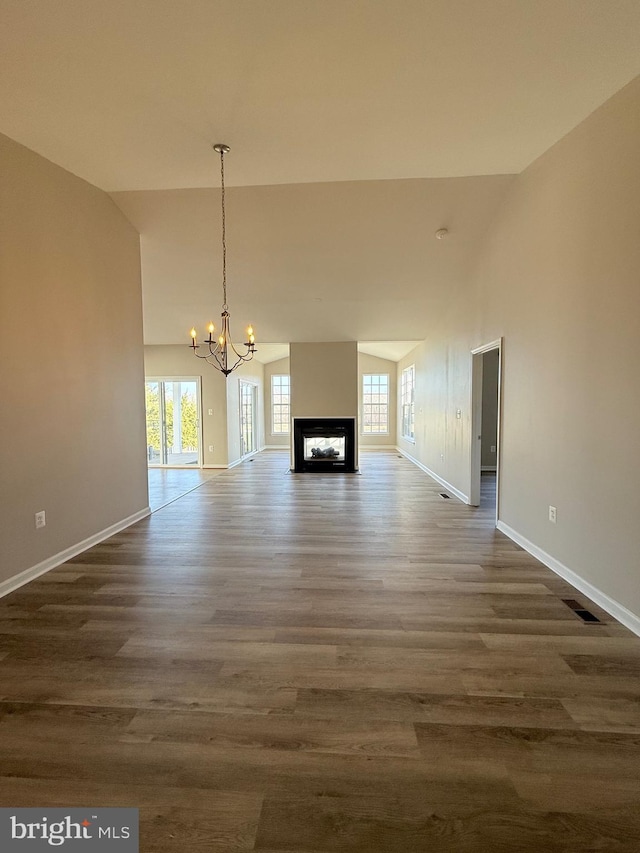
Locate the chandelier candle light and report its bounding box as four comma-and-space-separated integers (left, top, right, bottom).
189, 143, 256, 376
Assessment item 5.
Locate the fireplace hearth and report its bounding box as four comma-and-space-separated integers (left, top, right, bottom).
293, 417, 357, 473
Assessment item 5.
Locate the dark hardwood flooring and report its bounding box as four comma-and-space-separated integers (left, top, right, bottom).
1, 450, 639, 852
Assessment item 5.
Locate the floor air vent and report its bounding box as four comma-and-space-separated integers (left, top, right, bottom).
439, 493, 451, 500
575, 610, 601, 623
562, 599, 602, 623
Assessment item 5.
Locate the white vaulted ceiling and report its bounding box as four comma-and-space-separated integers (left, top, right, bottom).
112, 175, 514, 345
2, 1, 640, 190
2, 1, 640, 352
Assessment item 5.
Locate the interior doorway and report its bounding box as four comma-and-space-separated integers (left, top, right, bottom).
145, 377, 202, 467
470, 340, 502, 520
239, 380, 257, 458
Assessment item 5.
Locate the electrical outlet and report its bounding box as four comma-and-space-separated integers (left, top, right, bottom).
209, 445, 214, 452
456, 408, 462, 419
490, 445, 496, 453
208, 409, 213, 415
35, 511, 46, 529
548, 505, 557, 524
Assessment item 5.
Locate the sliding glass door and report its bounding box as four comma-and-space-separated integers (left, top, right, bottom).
239, 380, 257, 458
145, 377, 202, 467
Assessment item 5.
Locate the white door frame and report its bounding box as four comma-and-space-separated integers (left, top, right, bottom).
238, 379, 258, 458
145, 375, 203, 468
469, 339, 502, 522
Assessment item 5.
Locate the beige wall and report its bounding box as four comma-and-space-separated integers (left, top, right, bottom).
476, 75, 640, 620
397, 313, 472, 494
263, 357, 291, 448
358, 352, 397, 446
144, 344, 229, 466
398, 76, 640, 623
290, 342, 358, 419
0, 133, 148, 586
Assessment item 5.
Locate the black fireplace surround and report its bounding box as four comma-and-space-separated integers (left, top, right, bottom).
293, 417, 357, 473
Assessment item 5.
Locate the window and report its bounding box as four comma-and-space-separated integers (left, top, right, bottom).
401, 365, 415, 440
362, 374, 389, 434
271, 374, 291, 434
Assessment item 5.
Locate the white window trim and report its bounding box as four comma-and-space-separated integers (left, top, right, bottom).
401, 364, 415, 442
271, 374, 291, 435
361, 373, 390, 435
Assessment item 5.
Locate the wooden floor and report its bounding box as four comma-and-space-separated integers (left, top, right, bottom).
147, 466, 222, 511
1, 450, 640, 852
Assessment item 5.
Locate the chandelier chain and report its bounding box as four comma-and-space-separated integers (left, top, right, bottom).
190, 142, 255, 376
220, 148, 227, 310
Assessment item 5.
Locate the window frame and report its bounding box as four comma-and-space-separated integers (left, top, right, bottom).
361, 373, 390, 435
401, 364, 415, 442
271, 374, 291, 435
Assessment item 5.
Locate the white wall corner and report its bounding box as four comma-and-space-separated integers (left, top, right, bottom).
226, 457, 245, 469
396, 447, 470, 504
0, 507, 151, 600
496, 520, 640, 638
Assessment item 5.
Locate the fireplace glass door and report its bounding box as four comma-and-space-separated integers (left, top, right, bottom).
303, 435, 345, 461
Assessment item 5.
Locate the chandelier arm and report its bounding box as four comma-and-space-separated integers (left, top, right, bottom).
200, 344, 227, 373
192, 349, 215, 360
228, 338, 252, 358
225, 350, 255, 375
208, 353, 228, 372
206, 342, 226, 371
195, 352, 224, 372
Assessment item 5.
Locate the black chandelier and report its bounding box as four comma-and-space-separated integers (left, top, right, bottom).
189, 144, 256, 376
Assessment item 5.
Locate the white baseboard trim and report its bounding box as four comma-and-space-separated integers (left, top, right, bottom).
203, 464, 229, 469
481, 466, 497, 472
263, 445, 289, 450
497, 520, 640, 638
206, 450, 266, 471
396, 447, 469, 504
360, 444, 397, 451
0, 507, 151, 600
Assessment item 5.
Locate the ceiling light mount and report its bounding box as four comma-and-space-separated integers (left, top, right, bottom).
189, 143, 256, 376
435, 228, 449, 240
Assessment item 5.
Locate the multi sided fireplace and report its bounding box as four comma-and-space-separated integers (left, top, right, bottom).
292, 417, 357, 473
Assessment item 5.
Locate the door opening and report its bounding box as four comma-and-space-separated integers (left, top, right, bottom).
145, 377, 202, 467
239, 380, 257, 458
470, 340, 502, 521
